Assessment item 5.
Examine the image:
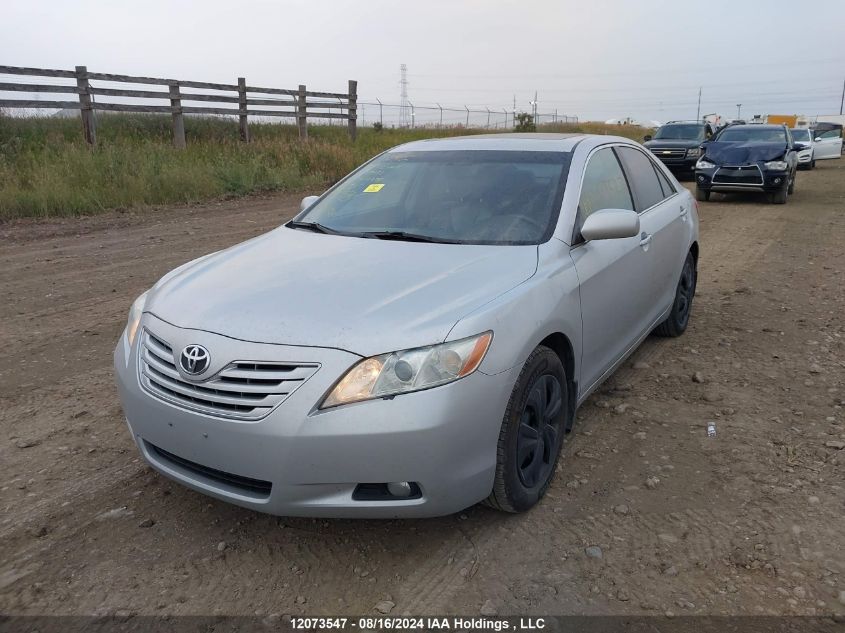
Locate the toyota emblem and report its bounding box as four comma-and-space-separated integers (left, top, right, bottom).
180, 344, 210, 376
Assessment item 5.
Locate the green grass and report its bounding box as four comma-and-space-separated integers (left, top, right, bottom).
0, 113, 653, 220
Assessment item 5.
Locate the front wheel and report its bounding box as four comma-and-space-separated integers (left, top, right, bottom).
654, 251, 697, 338
787, 171, 795, 195
770, 187, 788, 204
695, 186, 710, 202
485, 346, 568, 513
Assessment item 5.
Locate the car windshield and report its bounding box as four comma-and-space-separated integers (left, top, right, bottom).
293, 150, 570, 245
653, 124, 705, 140
717, 127, 787, 143
790, 128, 811, 142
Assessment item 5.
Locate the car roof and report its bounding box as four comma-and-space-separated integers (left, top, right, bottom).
390, 133, 620, 153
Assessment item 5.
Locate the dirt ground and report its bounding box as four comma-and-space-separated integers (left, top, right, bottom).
1, 163, 844, 619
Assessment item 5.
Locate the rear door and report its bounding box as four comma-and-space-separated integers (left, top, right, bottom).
615, 146, 689, 326
569, 146, 651, 392
814, 125, 843, 159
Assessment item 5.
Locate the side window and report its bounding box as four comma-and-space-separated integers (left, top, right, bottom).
653, 163, 676, 198
616, 147, 666, 212
577, 148, 634, 225
817, 128, 842, 140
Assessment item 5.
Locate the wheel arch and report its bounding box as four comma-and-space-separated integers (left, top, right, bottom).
537, 332, 577, 431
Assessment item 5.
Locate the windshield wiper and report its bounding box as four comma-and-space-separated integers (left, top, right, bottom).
361, 230, 462, 244
286, 221, 347, 235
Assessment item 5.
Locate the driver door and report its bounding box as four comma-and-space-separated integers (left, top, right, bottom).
569, 146, 652, 392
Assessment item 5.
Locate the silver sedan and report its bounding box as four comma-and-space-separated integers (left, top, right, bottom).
114, 133, 699, 517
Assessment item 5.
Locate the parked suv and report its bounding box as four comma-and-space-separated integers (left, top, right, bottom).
644, 121, 715, 174
694, 124, 803, 204
790, 128, 815, 169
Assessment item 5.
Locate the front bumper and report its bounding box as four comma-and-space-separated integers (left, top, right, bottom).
797, 151, 813, 164
695, 165, 789, 193
114, 314, 517, 518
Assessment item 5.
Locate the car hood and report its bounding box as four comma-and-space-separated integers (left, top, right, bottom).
146, 227, 539, 357
703, 141, 787, 165
645, 139, 701, 149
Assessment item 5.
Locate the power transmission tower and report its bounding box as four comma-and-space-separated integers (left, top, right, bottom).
399, 64, 409, 128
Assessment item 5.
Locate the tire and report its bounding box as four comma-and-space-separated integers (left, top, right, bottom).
485, 346, 568, 513
695, 187, 710, 202
654, 251, 697, 338
810, 160, 816, 170
770, 187, 788, 204
787, 171, 795, 195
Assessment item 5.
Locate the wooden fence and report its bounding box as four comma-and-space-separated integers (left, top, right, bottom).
0, 64, 357, 146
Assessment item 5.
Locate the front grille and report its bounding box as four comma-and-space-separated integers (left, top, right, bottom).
138, 330, 319, 421
146, 442, 272, 497
650, 147, 687, 159
712, 165, 763, 185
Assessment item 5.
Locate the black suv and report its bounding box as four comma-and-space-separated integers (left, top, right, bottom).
644, 121, 715, 174
694, 124, 804, 204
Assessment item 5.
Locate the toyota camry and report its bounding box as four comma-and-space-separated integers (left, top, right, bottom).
114, 133, 699, 518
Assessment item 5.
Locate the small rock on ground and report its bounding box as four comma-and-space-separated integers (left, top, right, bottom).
585, 545, 603, 559
479, 599, 497, 616
374, 600, 395, 614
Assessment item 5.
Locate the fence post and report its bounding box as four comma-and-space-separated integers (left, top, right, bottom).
347, 79, 357, 141
237, 77, 249, 142
169, 82, 186, 149
297, 84, 308, 140
75, 65, 96, 147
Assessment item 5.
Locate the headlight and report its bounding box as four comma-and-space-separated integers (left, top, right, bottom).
696, 159, 716, 169
763, 160, 788, 170
686, 148, 700, 158
321, 332, 493, 408
126, 291, 148, 347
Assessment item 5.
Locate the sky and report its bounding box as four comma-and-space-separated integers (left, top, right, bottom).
3, 0, 845, 126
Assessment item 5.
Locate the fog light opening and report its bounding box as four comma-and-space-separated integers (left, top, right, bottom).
697, 175, 706, 183
773, 177, 782, 185
352, 482, 422, 501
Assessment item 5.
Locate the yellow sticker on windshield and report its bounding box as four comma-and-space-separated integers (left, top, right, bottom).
363, 183, 385, 193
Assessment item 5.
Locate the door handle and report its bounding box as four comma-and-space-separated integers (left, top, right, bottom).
639, 232, 653, 247
679, 206, 688, 217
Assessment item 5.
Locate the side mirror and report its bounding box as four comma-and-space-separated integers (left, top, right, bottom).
581, 209, 640, 242
643, 135, 652, 142
814, 137, 822, 143
793, 143, 808, 151
300, 195, 320, 212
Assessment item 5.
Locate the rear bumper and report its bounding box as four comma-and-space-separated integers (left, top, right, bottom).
114, 314, 518, 518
